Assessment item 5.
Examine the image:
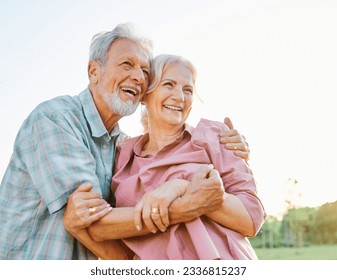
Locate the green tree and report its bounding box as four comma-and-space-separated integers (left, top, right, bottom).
250, 216, 283, 248
314, 201, 337, 244
287, 207, 317, 247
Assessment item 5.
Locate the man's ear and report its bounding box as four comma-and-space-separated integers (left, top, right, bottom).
88, 60, 100, 84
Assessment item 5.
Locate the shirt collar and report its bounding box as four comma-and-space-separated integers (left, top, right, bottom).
182, 123, 194, 137
79, 88, 120, 138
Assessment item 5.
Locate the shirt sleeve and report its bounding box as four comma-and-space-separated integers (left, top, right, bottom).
191, 119, 267, 234
18, 110, 100, 214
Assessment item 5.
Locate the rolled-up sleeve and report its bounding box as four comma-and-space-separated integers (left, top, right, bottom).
192, 119, 266, 234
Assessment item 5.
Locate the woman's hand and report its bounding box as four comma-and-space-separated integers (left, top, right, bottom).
133, 179, 190, 234
220, 117, 250, 161
62, 183, 112, 234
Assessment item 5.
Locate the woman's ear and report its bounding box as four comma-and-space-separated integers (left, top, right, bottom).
140, 94, 147, 105
88, 60, 100, 84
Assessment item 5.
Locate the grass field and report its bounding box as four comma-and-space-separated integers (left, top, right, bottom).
254, 244, 337, 260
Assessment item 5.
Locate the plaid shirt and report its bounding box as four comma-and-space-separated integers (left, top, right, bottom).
0, 88, 124, 259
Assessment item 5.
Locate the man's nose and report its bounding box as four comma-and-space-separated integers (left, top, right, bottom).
131, 67, 146, 84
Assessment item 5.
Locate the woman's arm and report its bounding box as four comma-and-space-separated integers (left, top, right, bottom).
89, 179, 193, 240
201, 169, 255, 236
191, 119, 266, 236
205, 193, 255, 237
88, 207, 150, 241
170, 167, 255, 236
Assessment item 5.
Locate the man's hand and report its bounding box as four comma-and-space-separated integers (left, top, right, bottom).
62, 184, 112, 233
220, 117, 250, 161
169, 164, 225, 224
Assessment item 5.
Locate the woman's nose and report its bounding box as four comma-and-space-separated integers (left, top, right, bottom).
172, 88, 185, 101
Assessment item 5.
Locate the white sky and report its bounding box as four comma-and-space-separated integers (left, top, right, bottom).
0, 0, 336, 217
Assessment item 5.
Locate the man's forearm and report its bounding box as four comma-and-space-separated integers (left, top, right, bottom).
68, 228, 128, 259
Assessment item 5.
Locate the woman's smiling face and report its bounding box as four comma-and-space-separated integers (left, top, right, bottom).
145, 62, 194, 130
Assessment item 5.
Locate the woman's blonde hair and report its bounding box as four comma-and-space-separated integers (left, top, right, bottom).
147, 54, 197, 94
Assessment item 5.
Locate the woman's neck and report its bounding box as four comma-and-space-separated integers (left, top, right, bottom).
143, 123, 184, 155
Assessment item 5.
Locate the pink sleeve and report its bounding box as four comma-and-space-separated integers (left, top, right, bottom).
191, 119, 266, 234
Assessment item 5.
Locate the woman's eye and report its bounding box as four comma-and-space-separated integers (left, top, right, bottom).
185, 88, 193, 95
164, 82, 173, 87
122, 61, 132, 67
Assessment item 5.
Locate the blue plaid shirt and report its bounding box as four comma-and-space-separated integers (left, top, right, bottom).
0, 88, 125, 259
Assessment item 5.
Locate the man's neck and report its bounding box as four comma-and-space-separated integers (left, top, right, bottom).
90, 87, 121, 133
102, 113, 121, 133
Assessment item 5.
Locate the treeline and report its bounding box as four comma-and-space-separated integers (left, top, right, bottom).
250, 200, 337, 248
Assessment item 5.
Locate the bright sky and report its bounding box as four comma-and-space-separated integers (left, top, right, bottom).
1, 0, 336, 217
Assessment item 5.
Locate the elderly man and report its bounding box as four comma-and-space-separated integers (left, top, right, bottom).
0, 23, 249, 260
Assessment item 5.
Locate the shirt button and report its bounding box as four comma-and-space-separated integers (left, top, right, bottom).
102, 144, 108, 149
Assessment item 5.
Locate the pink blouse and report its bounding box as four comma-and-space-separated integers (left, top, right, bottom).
112, 118, 266, 260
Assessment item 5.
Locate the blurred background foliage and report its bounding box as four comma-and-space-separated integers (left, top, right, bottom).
250, 200, 337, 259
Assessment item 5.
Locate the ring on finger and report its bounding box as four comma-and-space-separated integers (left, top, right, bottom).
89, 207, 96, 215
151, 207, 159, 215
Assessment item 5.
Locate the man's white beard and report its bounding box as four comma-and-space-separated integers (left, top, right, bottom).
104, 92, 139, 117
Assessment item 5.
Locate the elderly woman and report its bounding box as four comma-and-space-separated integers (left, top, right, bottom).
107, 54, 266, 260
63, 54, 265, 260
